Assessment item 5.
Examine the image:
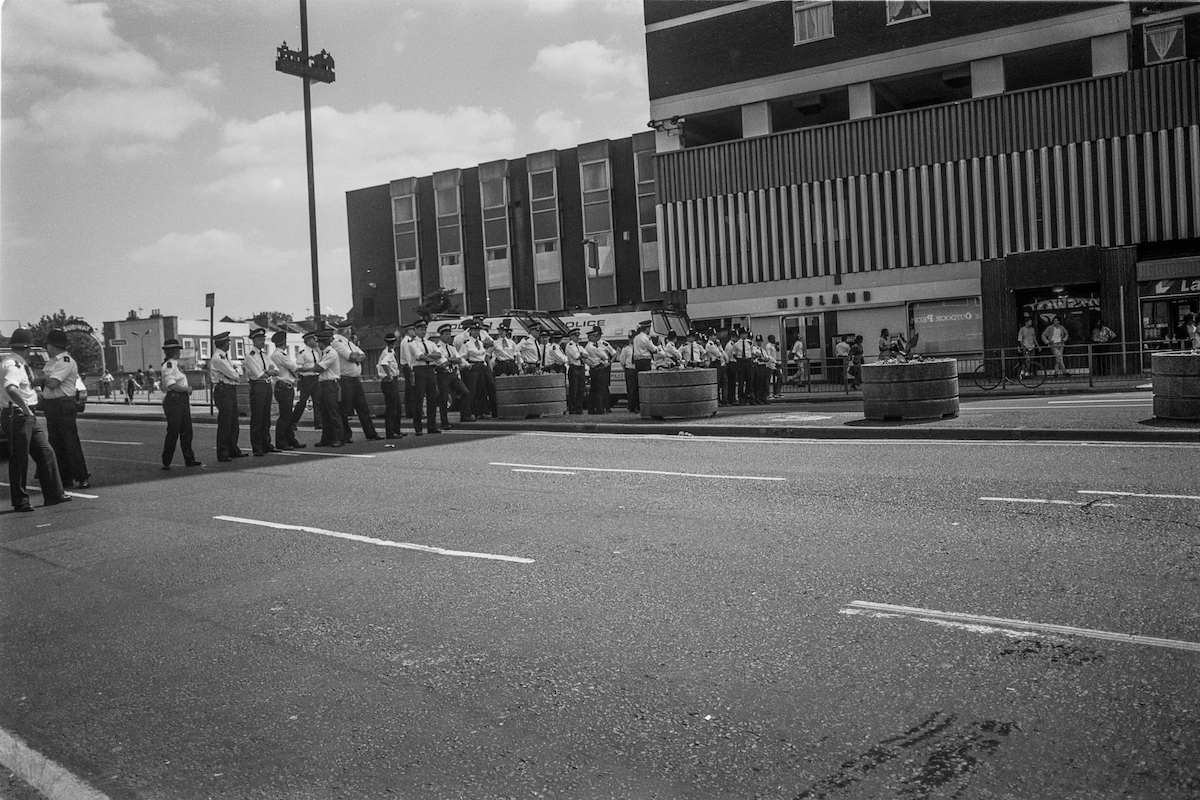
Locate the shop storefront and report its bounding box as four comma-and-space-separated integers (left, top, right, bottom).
1138, 262, 1200, 348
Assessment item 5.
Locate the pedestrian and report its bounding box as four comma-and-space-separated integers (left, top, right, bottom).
620, 330, 638, 412
1042, 315, 1069, 376
243, 327, 276, 457
332, 321, 381, 442
564, 328, 586, 414
160, 338, 202, 470
292, 330, 324, 433
471, 321, 498, 418
1017, 318, 1038, 353
766, 335, 783, 398
788, 335, 807, 385
876, 329, 892, 360
491, 323, 520, 377
135, 369, 147, 400
1, 328, 69, 512
376, 332, 406, 439
1187, 312, 1200, 350
1090, 318, 1116, 376
459, 322, 495, 421
583, 326, 611, 415
405, 320, 442, 435
269, 330, 304, 450
40, 329, 90, 488
847, 335, 865, 390
313, 329, 345, 447
124, 371, 140, 404
100, 370, 113, 399
434, 323, 470, 427
209, 331, 246, 462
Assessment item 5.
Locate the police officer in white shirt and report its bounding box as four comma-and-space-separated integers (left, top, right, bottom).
41, 329, 90, 488
545, 332, 569, 373
517, 326, 543, 373
160, 338, 202, 470
724, 328, 755, 405
620, 330, 639, 412
679, 330, 706, 367
376, 332, 406, 438
243, 327, 275, 456
209, 331, 246, 461
404, 320, 442, 435
269, 330, 304, 450
292, 330, 324, 433
564, 328, 586, 414
582, 326, 611, 414
435, 323, 471, 426
491, 323, 520, 377
458, 322, 495, 421
313, 329, 345, 446
1, 328, 68, 511
332, 321, 381, 442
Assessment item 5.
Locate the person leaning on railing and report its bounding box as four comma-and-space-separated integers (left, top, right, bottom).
1017, 318, 1040, 362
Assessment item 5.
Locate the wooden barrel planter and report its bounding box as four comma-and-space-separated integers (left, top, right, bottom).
861, 359, 959, 420
1151, 352, 1200, 420
639, 368, 719, 419
495, 373, 567, 419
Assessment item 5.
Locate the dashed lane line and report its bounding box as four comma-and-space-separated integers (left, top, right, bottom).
0, 482, 97, 500
491, 461, 785, 481
0, 725, 111, 800
78, 439, 142, 445
979, 496, 1118, 507
511, 468, 577, 475
272, 449, 376, 459
515, 432, 1200, 449
845, 600, 1200, 653
1078, 489, 1200, 501
213, 515, 535, 564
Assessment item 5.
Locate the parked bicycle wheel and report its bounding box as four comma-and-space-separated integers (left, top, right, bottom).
974, 362, 1003, 391
1015, 359, 1045, 388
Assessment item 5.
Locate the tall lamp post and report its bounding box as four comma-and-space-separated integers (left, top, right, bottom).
275, 0, 335, 330
130, 329, 152, 372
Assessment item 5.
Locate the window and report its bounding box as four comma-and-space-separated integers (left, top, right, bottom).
392, 196, 415, 224
535, 240, 557, 253
199, 339, 211, 359
486, 247, 507, 261
886, 0, 930, 25
439, 253, 461, 267
793, 1, 833, 44
529, 168, 559, 244
397, 258, 417, 272
1145, 19, 1186, 64
392, 193, 419, 289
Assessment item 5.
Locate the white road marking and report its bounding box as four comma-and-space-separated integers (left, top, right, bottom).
512, 468, 577, 475
1078, 489, 1200, 501
979, 496, 1117, 507
1047, 398, 1152, 404
846, 600, 1200, 653
0, 725, 112, 800
490, 461, 785, 481
79, 439, 142, 445
516, 431, 1200, 449
0, 482, 97, 500
213, 515, 534, 564
273, 450, 375, 459
841, 607, 1040, 639
961, 403, 1150, 411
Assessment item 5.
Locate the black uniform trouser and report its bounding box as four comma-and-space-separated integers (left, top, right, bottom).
624, 367, 638, 411
459, 366, 481, 419
402, 365, 416, 419
274, 382, 297, 448
249, 381, 273, 453
474, 364, 497, 417
567, 365, 586, 413
438, 370, 469, 424
42, 396, 89, 484
410, 366, 439, 433
292, 376, 322, 431
588, 365, 610, 414
316, 381, 343, 444
734, 359, 754, 404
380, 379, 402, 436
213, 383, 241, 459
631, 358, 651, 411
714, 363, 727, 404
2, 408, 64, 509
162, 392, 196, 467
754, 364, 769, 403
339, 376, 378, 440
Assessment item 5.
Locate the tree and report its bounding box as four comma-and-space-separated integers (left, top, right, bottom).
27, 310, 104, 375
414, 287, 460, 320
253, 310, 294, 328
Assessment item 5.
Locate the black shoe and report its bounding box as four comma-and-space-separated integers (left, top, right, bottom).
331, 441, 343, 447
218, 456, 232, 462
185, 461, 203, 467
253, 451, 265, 457
314, 442, 333, 447
162, 465, 171, 470
77, 480, 91, 489
45, 496, 72, 506
14, 505, 34, 513
386, 433, 407, 439
231, 452, 249, 459
365, 435, 383, 441
290, 443, 306, 449
429, 428, 441, 434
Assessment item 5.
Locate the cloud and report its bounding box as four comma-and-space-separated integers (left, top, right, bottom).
530, 40, 646, 99
27, 87, 213, 155
180, 65, 222, 91
206, 104, 518, 203
2, 0, 162, 85
533, 110, 583, 150
526, 0, 642, 14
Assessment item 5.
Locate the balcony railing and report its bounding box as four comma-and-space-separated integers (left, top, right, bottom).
657, 60, 1200, 204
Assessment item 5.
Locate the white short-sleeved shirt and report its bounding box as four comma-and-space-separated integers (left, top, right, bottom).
1, 355, 38, 409
42, 352, 80, 400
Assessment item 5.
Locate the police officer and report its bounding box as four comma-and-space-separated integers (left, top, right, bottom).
244, 327, 275, 456
41, 328, 90, 488
313, 329, 344, 446
404, 319, 441, 435
377, 332, 406, 438
564, 328, 586, 414
398, 322, 418, 422
160, 338, 202, 470
209, 331, 246, 461
332, 321, 381, 442
458, 322, 493, 422
292, 330, 323, 434
1, 328, 68, 511
270, 330, 304, 450
679, 330, 706, 368
434, 323, 470, 426
491, 323, 520, 377
517, 325, 543, 373
705, 330, 729, 406
620, 330, 638, 412
583, 326, 611, 415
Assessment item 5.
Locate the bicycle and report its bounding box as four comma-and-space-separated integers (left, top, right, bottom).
973, 348, 1046, 390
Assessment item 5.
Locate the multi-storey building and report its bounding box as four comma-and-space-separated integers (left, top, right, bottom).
645, 0, 1200, 364
346, 133, 668, 331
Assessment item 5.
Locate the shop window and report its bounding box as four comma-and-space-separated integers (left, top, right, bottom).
908, 297, 982, 355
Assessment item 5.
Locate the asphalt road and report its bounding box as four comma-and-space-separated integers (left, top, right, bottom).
2, 417, 1198, 799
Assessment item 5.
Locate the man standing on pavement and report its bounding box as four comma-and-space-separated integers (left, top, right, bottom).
41, 329, 90, 488
209, 331, 245, 462
631, 320, 660, 410
332, 321, 381, 442
244, 327, 276, 457
517, 325, 543, 373
1, 328, 69, 511
491, 323, 520, 377
724, 328, 754, 405
405, 320, 442, 435
313, 329, 344, 447
292, 330, 323, 435
680, 330, 705, 367
269, 331, 304, 451
398, 323, 418, 423
834, 335, 852, 386
160, 338, 202, 470
376, 332, 406, 439
582, 326, 611, 415
564, 328, 586, 415
459, 322, 494, 421
435, 323, 470, 426
1041, 316, 1070, 376
706, 330, 729, 406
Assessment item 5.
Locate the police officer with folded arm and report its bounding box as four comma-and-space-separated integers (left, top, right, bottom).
1, 328, 69, 511
332, 321, 381, 442
491, 323, 520, 377
312, 329, 345, 446
209, 331, 246, 461
41, 328, 90, 488
292, 330, 324, 433
403, 319, 442, 435
244, 326, 276, 456
269, 330, 304, 450
376, 332, 406, 438
160, 338, 202, 470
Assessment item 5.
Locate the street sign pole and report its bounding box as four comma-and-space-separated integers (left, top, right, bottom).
207, 292, 215, 414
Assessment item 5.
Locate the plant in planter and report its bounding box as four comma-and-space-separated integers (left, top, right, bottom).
860, 333, 961, 421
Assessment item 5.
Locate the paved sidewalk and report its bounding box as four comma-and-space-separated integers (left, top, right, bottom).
79, 386, 1200, 443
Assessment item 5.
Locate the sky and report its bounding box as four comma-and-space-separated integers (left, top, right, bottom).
0, 0, 651, 333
